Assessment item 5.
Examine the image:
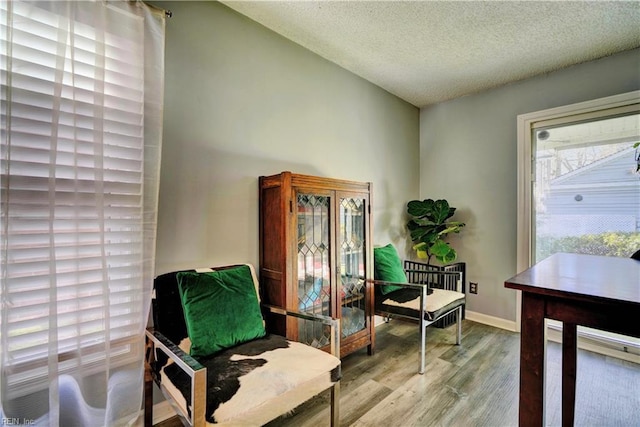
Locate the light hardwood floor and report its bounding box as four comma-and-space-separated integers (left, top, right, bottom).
157, 319, 640, 427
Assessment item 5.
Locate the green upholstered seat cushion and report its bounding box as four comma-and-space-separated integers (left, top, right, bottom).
177, 265, 266, 358
373, 244, 407, 295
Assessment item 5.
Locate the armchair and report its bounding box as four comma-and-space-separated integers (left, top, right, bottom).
144, 264, 341, 426
371, 245, 466, 374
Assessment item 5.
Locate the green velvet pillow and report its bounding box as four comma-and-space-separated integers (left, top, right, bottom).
177, 265, 266, 358
373, 244, 407, 295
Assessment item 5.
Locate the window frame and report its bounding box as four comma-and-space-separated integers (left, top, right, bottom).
515, 91, 640, 357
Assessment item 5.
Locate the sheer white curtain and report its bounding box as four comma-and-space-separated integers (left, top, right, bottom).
0, 1, 165, 425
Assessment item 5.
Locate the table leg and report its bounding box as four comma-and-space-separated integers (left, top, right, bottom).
562, 322, 577, 427
520, 293, 546, 427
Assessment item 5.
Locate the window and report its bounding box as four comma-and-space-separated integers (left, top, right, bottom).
516, 91, 640, 357
1, 0, 164, 403
532, 114, 639, 261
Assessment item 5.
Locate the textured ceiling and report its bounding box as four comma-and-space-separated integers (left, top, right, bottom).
220, 1, 640, 108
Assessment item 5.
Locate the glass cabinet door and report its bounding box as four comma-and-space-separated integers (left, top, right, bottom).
296, 193, 332, 347
338, 197, 366, 338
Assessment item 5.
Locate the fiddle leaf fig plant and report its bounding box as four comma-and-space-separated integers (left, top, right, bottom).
406, 199, 465, 265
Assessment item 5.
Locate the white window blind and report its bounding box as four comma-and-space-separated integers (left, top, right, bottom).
1, 1, 162, 401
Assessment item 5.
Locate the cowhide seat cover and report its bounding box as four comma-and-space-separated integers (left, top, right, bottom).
151, 266, 341, 425
158, 335, 340, 425
375, 287, 465, 322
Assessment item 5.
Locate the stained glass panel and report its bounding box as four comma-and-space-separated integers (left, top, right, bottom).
297, 194, 331, 347
339, 197, 366, 338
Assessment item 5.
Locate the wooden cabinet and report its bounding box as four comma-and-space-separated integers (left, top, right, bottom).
259, 171, 374, 357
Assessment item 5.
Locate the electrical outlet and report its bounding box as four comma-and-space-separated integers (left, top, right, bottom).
469, 282, 478, 294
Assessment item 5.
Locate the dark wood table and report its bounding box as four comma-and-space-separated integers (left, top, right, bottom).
505, 253, 640, 427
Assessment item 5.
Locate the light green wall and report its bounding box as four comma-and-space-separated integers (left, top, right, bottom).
420, 48, 640, 322
154, 1, 419, 275
154, 0, 639, 324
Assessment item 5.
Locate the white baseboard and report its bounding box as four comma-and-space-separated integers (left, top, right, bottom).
465, 311, 639, 364
153, 400, 177, 425
547, 326, 640, 364
374, 315, 387, 326
465, 310, 517, 332
375, 310, 518, 332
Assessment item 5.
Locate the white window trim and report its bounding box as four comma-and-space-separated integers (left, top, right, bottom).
515, 90, 640, 362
